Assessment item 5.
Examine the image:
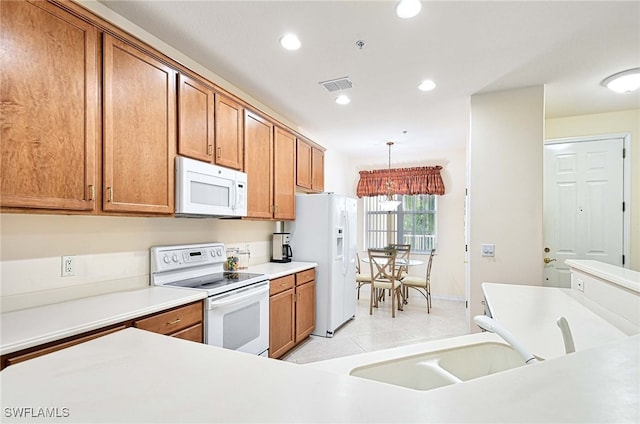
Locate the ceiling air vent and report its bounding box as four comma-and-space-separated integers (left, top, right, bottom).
319, 77, 353, 92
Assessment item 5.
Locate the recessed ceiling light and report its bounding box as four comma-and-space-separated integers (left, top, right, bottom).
279, 33, 301, 51
601, 68, 640, 93
335, 95, 351, 105
396, 0, 422, 19
418, 80, 436, 91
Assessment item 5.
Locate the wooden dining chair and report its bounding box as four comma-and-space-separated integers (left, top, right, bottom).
367, 248, 403, 318
355, 252, 371, 299
401, 248, 435, 313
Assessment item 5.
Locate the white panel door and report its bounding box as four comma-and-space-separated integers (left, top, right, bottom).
543, 137, 624, 287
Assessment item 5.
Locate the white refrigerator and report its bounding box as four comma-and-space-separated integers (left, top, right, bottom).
288, 193, 357, 337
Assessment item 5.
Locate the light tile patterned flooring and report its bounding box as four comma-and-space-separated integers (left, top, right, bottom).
282, 288, 469, 364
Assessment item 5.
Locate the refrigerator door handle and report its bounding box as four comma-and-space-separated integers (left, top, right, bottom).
343, 210, 349, 276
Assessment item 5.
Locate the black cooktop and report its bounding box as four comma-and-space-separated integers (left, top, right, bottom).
166, 272, 265, 291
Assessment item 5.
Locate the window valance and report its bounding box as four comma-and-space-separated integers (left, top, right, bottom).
356, 166, 445, 197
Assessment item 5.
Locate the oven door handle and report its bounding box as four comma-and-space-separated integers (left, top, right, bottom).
207, 284, 269, 309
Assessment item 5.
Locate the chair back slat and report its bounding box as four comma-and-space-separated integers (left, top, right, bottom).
389, 244, 411, 279
367, 248, 397, 283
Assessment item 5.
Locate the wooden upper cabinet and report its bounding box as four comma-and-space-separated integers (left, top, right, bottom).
177, 73, 215, 163
244, 110, 273, 219
296, 139, 312, 190
311, 147, 325, 192
102, 34, 176, 214
296, 138, 324, 194
273, 127, 296, 220
0, 0, 97, 211
215, 94, 244, 170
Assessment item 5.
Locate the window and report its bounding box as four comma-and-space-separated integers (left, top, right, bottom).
364, 194, 437, 253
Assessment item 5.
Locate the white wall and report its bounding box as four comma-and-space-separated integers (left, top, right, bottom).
468, 86, 545, 331
348, 146, 467, 300
323, 149, 352, 196
0, 214, 276, 311
546, 109, 640, 271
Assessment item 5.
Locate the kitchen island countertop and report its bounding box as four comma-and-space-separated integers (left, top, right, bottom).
1, 327, 637, 423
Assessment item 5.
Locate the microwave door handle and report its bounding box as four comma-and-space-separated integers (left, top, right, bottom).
234, 181, 241, 210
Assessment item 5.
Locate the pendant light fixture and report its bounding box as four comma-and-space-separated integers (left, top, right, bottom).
379, 141, 401, 211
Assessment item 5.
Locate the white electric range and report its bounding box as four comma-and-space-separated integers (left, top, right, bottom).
150, 242, 269, 356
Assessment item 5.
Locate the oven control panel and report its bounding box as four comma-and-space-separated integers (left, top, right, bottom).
150, 242, 225, 273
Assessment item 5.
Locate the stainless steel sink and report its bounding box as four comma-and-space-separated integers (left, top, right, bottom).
349, 342, 525, 391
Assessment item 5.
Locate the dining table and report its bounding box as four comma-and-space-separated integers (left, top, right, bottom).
360, 256, 424, 306
361, 257, 424, 267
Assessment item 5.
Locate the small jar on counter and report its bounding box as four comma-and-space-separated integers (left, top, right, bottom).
226, 248, 239, 271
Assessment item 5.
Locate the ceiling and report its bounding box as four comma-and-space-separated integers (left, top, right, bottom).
99, 1, 640, 162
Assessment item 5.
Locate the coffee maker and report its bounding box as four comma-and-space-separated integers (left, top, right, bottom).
271, 233, 293, 263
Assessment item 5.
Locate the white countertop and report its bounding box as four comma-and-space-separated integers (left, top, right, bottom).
0, 261, 315, 356
482, 282, 638, 359
0, 287, 206, 356
1, 327, 637, 423
566, 259, 640, 293
245, 261, 317, 279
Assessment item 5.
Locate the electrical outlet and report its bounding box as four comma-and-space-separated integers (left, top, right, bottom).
61, 255, 75, 277
481, 243, 495, 257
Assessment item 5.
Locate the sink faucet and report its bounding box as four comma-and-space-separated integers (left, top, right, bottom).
474, 315, 538, 365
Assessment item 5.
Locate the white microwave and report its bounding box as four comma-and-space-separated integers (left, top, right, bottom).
175, 156, 248, 217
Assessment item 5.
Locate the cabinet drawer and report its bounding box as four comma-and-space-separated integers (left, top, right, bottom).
5, 325, 127, 367
270, 274, 295, 296
134, 301, 203, 335
172, 323, 204, 343
296, 268, 315, 286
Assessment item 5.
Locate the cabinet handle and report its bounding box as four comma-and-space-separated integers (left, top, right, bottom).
208, 145, 213, 156
106, 187, 113, 202
88, 185, 95, 201
217, 147, 222, 158
166, 318, 181, 326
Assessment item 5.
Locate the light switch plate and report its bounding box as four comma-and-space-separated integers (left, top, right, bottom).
481, 244, 495, 257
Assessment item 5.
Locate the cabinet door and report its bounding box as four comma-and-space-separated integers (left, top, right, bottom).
295, 281, 316, 342
178, 73, 214, 162
269, 288, 295, 359
0, 0, 97, 211
244, 110, 273, 219
273, 127, 296, 220
296, 139, 312, 190
103, 34, 176, 214
311, 147, 325, 192
215, 94, 244, 170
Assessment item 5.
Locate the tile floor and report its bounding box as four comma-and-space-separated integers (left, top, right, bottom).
281, 288, 469, 364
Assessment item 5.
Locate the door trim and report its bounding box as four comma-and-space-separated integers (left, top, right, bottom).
544, 133, 631, 268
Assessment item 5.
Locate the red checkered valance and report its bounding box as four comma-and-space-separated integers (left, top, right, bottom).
356, 166, 445, 198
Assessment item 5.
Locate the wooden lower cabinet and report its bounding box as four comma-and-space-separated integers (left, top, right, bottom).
133, 301, 202, 337
0, 300, 204, 370
269, 269, 316, 359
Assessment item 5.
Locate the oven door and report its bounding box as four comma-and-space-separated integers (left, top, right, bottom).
206, 280, 269, 356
